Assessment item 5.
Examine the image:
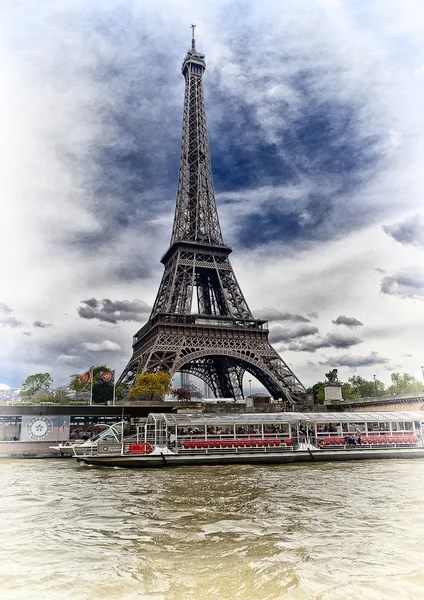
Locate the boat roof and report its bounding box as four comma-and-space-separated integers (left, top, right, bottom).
149, 411, 423, 426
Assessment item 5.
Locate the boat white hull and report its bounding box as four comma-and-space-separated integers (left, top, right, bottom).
75, 447, 424, 468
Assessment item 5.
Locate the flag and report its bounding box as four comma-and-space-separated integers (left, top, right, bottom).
59, 420, 66, 433
100, 370, 115, 384
80, 369, 92, 385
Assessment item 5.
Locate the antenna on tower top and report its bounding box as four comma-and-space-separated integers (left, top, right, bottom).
191, 24, 196, 50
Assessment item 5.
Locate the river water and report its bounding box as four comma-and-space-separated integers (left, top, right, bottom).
0, 459, 424, 600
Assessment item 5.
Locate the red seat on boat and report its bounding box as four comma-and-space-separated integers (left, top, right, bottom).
245, 440, 252, 447
285, 439, 292, 446
274, 439, 280, 446
412, 436, 418, 442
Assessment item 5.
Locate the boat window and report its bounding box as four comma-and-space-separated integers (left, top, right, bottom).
350, 423, 365, 433
405, 422, 413, 430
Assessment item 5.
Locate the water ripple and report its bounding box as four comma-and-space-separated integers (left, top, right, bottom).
1, 459, 424, 599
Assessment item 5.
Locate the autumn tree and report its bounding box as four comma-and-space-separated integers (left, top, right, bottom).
128, 372, 172, 402
172, 382, 203, 401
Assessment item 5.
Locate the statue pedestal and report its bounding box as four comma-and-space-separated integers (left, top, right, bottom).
324, 383, 343, 405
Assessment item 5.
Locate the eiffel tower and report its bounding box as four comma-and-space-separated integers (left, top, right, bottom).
119, 27, 306, 405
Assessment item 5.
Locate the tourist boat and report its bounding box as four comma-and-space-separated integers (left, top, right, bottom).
74, 411, 424, 468
50, 421, 128, 457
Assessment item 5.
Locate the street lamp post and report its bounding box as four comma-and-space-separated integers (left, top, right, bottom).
421, 366, 424, 382
373, 374, 377, 396
249, 379, 252, 396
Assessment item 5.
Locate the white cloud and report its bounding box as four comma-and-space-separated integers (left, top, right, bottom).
82, 341, 122, 352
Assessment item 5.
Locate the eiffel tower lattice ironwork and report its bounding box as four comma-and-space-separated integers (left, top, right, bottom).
119, 27, 306, 405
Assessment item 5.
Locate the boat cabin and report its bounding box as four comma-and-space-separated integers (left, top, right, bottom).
127, 411, 423, 454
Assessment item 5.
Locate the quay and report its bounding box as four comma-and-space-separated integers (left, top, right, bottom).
0, 403, 180, 458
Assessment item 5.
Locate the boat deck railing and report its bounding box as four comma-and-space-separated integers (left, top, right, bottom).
75, 433, 420, 458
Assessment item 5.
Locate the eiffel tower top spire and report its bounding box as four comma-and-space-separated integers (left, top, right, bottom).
170, 26, 225, 248
191, 23, 196, 50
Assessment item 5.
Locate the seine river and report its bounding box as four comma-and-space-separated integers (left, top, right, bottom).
1, 459, 424, 600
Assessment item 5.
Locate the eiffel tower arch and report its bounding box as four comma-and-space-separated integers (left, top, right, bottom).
119, 28, 306, 405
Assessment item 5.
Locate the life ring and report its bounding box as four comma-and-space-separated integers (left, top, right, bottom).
140, 442, 153, 455
103, 445, 109, 452
318, 440, 326, 449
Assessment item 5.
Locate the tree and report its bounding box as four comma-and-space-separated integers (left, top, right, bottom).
128, 372, 172, 402
347, 375, 385, 398
307, 382, 325, 405
172, 382, 203, 402
20, 373, 53, 398
341, 382, 360, 400
387, 373, 423, 395
69, 365, 117, 404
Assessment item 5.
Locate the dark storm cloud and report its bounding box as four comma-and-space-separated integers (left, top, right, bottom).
78, 298, 151, 323
46, 14, 387, 263
218, 93, 383, 249
319, 352, 389, 368
332, 315, 364, 328
269, 324, 318, 343
255, 308, 310, 322
288, 333, 362, 353
380, 268, 424, 299
383, 215, 424, 248
33, 321, 52, 328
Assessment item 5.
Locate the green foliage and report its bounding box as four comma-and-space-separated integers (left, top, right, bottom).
308, 372, 423, 402
341, 382, 360, 400
20, 373, 53, 397
128, 372, 172, 402
307, 382, 325, 405
69, 366, 107, 392
68, 365, 120, 403
387, 373, 423, 395
347, 375, 385, 398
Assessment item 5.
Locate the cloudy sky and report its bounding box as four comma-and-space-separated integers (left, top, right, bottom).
1, 0, 424, 392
